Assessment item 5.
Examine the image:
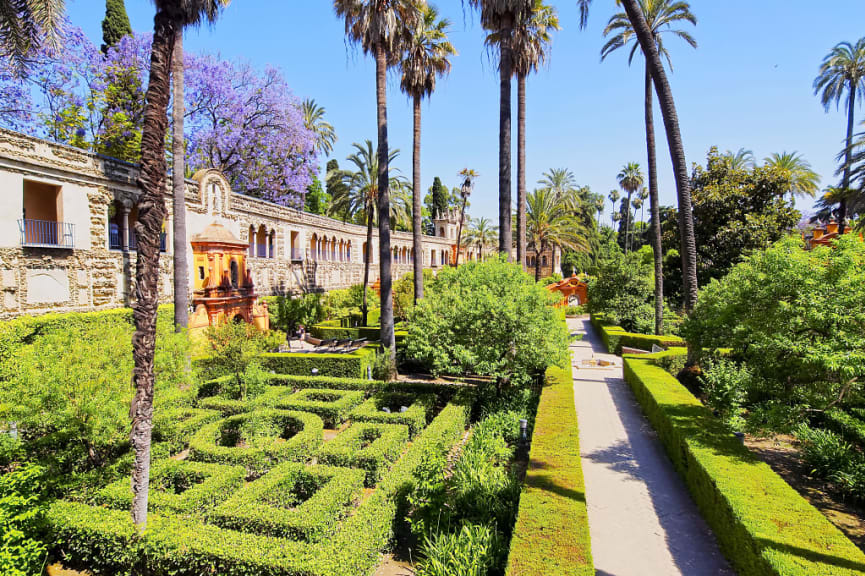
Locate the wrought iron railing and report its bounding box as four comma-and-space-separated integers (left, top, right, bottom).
110, 227, 166, 252
19, 219, 74, 249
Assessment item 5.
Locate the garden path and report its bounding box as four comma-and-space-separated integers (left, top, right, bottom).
568, 317, 733, 576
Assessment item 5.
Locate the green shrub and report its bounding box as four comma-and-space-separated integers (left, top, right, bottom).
0, 464, 47, 576
417, 524, 504, 576
254, 387, 365, 428
319, 423, 409, 486
213, 462, 364, 541
699, 358, 749, 429
506, 366, 593, 576
406, 258, 569, 386
189, 410, 323, 475
796, 425, 865, 504
263, 373, 452, 397
623, 354, 865, 576
198, 322, 283, 401
260, 348, 375, 379
95, 460, 245, 517
586, 252, 654, 334
349, 393, 435, 436
821, 408, 865, 450
152, 407, 222, 454
590, 314, 683, 354
268, 293, 325, 334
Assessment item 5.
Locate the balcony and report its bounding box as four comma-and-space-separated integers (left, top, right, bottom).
19, 219, 74, 249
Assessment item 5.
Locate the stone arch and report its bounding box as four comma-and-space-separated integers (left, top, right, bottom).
310, 233, 318, 261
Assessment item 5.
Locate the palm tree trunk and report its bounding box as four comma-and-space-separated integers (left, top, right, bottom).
172, 29, 188, 331
362, 210, 373, 327
840, 87, 856, 235
624, 191, 632, 254
131, 9, 176, 530
517, 72, 527, 269
534, 245, 542, 281
645, 65, 664, 335
412, 96, 424, 303
455, 195, 468, 266
621, 0, 698, 312
498, 16, 514, 260
375, 44, 396, 368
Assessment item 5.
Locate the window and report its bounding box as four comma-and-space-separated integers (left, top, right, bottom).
199, 266, 205, 280
21, 180, 73, 248
230, 260, 239, 288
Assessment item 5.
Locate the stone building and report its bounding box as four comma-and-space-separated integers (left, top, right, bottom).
0, 128, 464, 320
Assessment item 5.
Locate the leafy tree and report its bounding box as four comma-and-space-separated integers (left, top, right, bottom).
201, 322, 283, 401
0, 464, 47, 576
406, 258, 569, 387
101, 0, 132, 53
682, 236, 865, 414
814, 38, 865, 235
587, 250, 655, 334
305, 176, 329, 215
302, 98, 337, 157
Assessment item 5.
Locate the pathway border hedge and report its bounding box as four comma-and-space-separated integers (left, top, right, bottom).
590, 313, 683, 354
624, 352, 865, 576
260, 348, 375, 379
505, 366, 593, 576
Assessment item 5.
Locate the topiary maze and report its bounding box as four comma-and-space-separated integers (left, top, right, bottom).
49, 378, 471, 576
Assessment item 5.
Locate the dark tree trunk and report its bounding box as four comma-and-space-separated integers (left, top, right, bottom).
840, 87, 856, 235
412, 96, 424, 303
498, 16, 514, 259
534, 245, 542, 281
645, 65, 664, 335
362, 210, 373, 327
624, 190, 632, 254
517, 72, 527, 268
131, 9, 176, 530
375, 45, 396, 368
621, 0, 698, 312
172, 29, 188, 331
455, 195, 468, 266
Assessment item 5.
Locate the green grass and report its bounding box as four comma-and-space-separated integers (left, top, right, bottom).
624, 353, 865, 576
505, 366, 593, 576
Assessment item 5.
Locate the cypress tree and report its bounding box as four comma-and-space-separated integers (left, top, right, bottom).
101, 0, 133, 54
430, 176, 447, 220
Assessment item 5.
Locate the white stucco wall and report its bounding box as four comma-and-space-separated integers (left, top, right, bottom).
0, 171, 23, 248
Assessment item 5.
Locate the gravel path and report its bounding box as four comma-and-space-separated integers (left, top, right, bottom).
568, 317, 733, 576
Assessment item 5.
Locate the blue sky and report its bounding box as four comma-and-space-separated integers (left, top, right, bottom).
66, 1, 865, 223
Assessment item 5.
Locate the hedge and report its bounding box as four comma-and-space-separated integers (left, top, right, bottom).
188, 409, 323, 475
47, 389, 472, 576
212, 462, 365, 542
152, 407, 222, 454
349, 392, 436, 437
254, 387, 365, 428
260, 348, 375, 379
309, 324, 408, 346
505, 366, 593, 576
318, 422, 410, 486
264, 373, 456, 397
590, 313, 683, 355
623, 353, 865, 576
95, 460, 245, 517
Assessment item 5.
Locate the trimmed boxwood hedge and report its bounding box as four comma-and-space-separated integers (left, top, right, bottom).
95, 460, 245, 517
260, 348, 375, 379
309, 324, 408, 345
47, 389, 473, 576
189, 409, 323, 474
264, 373, 455, 397
152, 407, 222, 454
624, 353, 865, 576
318, 422, 409, 486
505, 366, 593, 576
590, 313, 683, 355
255, 387, 365, 428
349, 392, 435, 436
213, 462, 365, 541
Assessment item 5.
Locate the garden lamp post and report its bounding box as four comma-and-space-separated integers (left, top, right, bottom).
454, 178, 472, 266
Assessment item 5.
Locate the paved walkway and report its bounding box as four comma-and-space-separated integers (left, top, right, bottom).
568, 317, 733, 576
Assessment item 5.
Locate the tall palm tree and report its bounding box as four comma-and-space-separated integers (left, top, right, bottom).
814, 38, 865, 235
538, 167, 577, 199
172, 29, 188, 332
722, 148, 756, 170
592, 193, 605, 227
0, 0, 65, 75
466, 216, 497, 260
617, 162, 643, 254
131, 0, 229, 530
454, 168, 478, 266
487, 0, 559, 268
334, 0, 420, 366
302, 98, 338, 157
465, 0, 533, 258
764, 151, 820, 205
527, 187, 589, 281
329, 141, 408, 326
607, 189, 620, 227
601, 0, 695, 334
581, 0, 699, 312
399, 4, 455, 303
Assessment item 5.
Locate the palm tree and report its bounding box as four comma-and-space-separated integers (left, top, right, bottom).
538, 167, 577, 199
607, 189, 620, 227
601, 0, 695, 334
454, 168, 478, 266
617, 163, 644, 254
131, 0, 229, 530
527, 187, 589, 281
722, 148, 756, 170
465, 0, 534, 258
487, 0, 559, 268
593, 193, 605, 227
171, 29, 188, 332
302, 98, 338, 157
764, 151, 820, 205
581, 0, 699, 312
466, 216, 497, 260
814, 38, 865, 235
334, 0, 420, 366
400, 4, 455, 303
0, 0, 65, 75
329, 141, 408, 326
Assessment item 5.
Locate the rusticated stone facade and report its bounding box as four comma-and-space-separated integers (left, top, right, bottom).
0, 128, 460, 320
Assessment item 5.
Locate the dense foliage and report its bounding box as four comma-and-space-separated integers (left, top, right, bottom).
586, 249, 655, 334
0, 465, 47, 576
405, 259, 569, 386
199, 322, 284, 401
